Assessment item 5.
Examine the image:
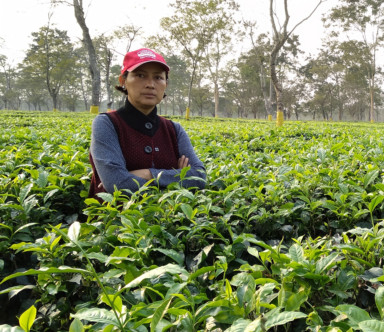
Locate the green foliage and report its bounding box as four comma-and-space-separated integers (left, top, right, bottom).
2, 111, 384, 330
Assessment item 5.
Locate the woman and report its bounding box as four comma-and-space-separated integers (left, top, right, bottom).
89, 48, 206, 200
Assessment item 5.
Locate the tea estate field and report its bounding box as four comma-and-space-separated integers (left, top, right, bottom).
1, 111, 384, 332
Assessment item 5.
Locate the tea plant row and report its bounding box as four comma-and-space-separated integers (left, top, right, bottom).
1, 111, 384, 331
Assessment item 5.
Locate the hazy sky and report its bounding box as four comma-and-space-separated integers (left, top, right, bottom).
1, 0, 337, 65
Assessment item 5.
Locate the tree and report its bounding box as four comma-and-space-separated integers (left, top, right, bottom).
268, 0, 325, 125
325, 0, 384, 122
51, 0, 101, 113
22, 26, 76, 111
163, 55, 190, 116
201, 0, 240, 117
95, 24, 141, 111
0, 55, 20, 110
160, 0, 235, 116
243, 24, 275, 117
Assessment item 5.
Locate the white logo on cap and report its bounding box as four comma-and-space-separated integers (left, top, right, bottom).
137, 49, 156, 59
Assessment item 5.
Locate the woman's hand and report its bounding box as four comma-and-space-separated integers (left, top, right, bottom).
178, 155, 190, 169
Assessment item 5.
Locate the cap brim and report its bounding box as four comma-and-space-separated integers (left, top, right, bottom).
125, 60, 170, 73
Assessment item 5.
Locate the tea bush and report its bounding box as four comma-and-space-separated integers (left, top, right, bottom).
1, 111, 384, 331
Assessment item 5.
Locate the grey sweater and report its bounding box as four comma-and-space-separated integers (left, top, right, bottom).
90, 110, 206, 194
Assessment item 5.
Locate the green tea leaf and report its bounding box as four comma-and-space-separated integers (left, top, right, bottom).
375, 286, 384, 320
368, 195, 384, 213
36, 170, 49, 188
364, 170, 379, 188
150, 297, 173, 332
19, 183, 33, 204
188, 266, 215, 281
315, 252, 338, 274
100, 294, 123, 313
71, 308, 119, 326
124, 264, 188, 289
289, 244, 304, 263
180, 203, 193, 219
44, 189, 59, 203
68, 221, 81, 242
0, 325, 24, 332
358, 320, 384, 332
285, 290, 309, 311
19, 305, 36, 332
336, 304, 371, 325
153, 248, 185, 265
69, 318, 84, 332
1, 266, 91, 284
265, 311, 307, 329
0, 285, 35, 298
225, 279, 232, 298
224, 318, 253, 332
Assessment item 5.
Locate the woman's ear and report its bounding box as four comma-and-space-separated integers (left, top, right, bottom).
119, 74, 125, 87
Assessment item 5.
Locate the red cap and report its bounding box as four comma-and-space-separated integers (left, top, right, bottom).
121, 48, 170, 74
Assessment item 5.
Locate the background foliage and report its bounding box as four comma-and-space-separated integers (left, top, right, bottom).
1, 0, 384, 121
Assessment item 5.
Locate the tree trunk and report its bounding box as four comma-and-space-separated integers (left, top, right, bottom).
260, 66, 273, 115
369, 77, 375, 122
73, 0, 100, 111
214, 82, 219, 118
105, 48, 112, 110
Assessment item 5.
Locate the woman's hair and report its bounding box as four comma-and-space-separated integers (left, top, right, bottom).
115, 72, 129, 95
115, 70, 169, 97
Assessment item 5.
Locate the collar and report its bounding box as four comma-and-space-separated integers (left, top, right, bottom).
116, 99, 159, 137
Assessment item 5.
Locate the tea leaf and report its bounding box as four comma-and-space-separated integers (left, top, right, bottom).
19, 305, 36, 332
358, 320, 384, 332
188, 266, 215, 281
225, 318, 252, 332
375, 286, 384, 320
36, 170, 49, 188
19, 184, 33, 204
153, 248, 185, 265
44, 189, 59, 203
368, 196, 384, 213
69, 318, 84, 332
315, 252, 339, 274
265, 311, 307, 329
100, 294, 123, 313
285, 289, 309, 311
124, 264, 188, 289
364, 170, 379, 188
180, 203, 194, 220
150, 297, 173, 332
68, 221, 81, 242
289, 244, 304, 263
1, 266, 91, 284
336, 304, 371, 325
0, 325, 24, 332
71, 308, 119, 326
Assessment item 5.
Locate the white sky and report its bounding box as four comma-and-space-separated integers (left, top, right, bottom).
1, 0, 338, 66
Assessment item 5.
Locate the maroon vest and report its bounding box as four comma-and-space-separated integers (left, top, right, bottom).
89, 111, 179, 199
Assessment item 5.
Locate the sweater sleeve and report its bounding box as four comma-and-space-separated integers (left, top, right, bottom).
149, 122, 206, 189
90, 114, 147, 194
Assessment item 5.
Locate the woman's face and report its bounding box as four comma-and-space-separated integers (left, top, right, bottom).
123, 62, 167, 115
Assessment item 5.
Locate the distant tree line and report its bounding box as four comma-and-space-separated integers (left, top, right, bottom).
0, 0, 383, 121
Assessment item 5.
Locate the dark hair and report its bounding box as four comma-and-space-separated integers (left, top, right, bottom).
115, 72, 129, 95
115, 70, 169, 97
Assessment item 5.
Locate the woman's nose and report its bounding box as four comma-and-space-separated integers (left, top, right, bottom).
145, 78, 155, 88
